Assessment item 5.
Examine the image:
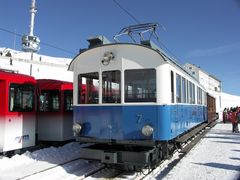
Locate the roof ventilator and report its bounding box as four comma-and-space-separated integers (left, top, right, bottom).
87, 35, 111, 49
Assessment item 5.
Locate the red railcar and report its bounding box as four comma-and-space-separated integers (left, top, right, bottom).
0, 70, 36, 152
37, 79, 73, 141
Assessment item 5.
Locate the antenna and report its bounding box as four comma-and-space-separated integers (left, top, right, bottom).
29, 0, 36, 36
22, 0, 40, 52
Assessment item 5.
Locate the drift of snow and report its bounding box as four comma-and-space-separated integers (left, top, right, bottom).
0, 142, 103, 180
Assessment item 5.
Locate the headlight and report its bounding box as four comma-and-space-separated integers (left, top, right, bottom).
73, 122, 82, 135
142, 125, 154, 137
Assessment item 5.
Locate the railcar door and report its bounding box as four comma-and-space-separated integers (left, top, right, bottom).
5, 83, 35, 151
0, 80, 6, 152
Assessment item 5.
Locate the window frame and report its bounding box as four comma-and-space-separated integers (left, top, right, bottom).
9, 83, 35, 112
78, 72, 99, 104
102, 70, 121, 104
64, 90, 73, 111
38, 90, 60, 112
124, 68, 156, 103
176, 74, 182, 103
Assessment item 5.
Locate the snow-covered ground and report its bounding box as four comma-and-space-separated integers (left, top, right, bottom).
0, 122, 239, 180
0, 143, 102, 180
159, 122, 240, 180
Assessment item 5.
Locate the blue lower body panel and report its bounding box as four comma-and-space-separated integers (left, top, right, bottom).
73, 104, 207, 142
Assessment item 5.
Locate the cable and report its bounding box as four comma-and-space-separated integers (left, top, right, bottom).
40, 42, 75, 55
0, 27, 75, 55
0, 27, 22, 37
153, 35, 182, 63
111, 0, 182, 62
112, 0, 140, 24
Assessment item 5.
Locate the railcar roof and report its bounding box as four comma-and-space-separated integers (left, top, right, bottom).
0, 69, 36, 83
69, 42, 204, 90
37, 79, 73, 90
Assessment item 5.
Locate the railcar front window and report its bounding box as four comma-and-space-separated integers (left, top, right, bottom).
102, 70, 121, 103
64, 90, 73, 111
78, 72, 99, 104
125, 69, 156, 102
9, 84, 34, 112
39, 90, 60, 112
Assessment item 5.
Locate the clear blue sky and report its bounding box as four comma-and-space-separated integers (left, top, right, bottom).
0, 0, 240, 95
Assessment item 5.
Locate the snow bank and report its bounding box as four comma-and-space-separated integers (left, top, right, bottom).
221, 92, 240, 109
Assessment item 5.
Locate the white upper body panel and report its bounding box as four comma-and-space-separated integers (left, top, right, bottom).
69, 43, 206, 106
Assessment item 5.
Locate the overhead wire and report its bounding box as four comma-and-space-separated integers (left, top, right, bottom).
0, 27, 76, 55
112, 0, 141, 24
111, 0, 182, 62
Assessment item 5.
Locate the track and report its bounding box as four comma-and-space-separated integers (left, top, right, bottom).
113, 121, 218, 180
0, 121, 218, 180
17, 158, 104, 180
17, 159, 124, 180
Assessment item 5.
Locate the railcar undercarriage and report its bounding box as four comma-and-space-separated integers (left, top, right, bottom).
77, 121, 215, 170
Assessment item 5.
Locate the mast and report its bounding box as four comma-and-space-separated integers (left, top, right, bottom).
29, 0, 36, 36
22, 0, 40, 52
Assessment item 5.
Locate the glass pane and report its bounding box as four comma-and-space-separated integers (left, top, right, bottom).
22, 90, 34, 111
78, 72, 99, 104
192, 84, 195, 104
197, 87, 203, 105
125, 69, 156, 102
186, 80, 189, 103
189, 82, 193, 104
102, 70, 121, 103
176, 74, 181, 103
64, 90, 73, 111
9, 84, 34, 112
171, 71, 174, 103
39, 90, 60, 112
182, 77, 186, 103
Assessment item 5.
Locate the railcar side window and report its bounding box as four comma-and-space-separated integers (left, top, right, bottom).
188, 81, 195, 104
39, 90, 60, 112
186, 80, 189, 103
188, 81, 192, 103
125, 69, 156, 102
182, 77, 186, 103
64, 90, 73, 111
204, 92, 207, 106
9, 84, 34, 112
176, 74, 181, 103
102, 70, 121, 103
197, 87, 203, 105
171, 71, 174, 103
192, 83, 196, 104
78, 72, 99, 104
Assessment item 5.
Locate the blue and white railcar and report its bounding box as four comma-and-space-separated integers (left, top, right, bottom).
69, 32, 207, 168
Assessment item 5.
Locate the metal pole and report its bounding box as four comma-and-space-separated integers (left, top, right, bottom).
29, 0, 37, 36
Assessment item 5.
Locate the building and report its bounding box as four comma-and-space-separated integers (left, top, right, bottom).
0, 48, 73, 82
184, 63, 222, 117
